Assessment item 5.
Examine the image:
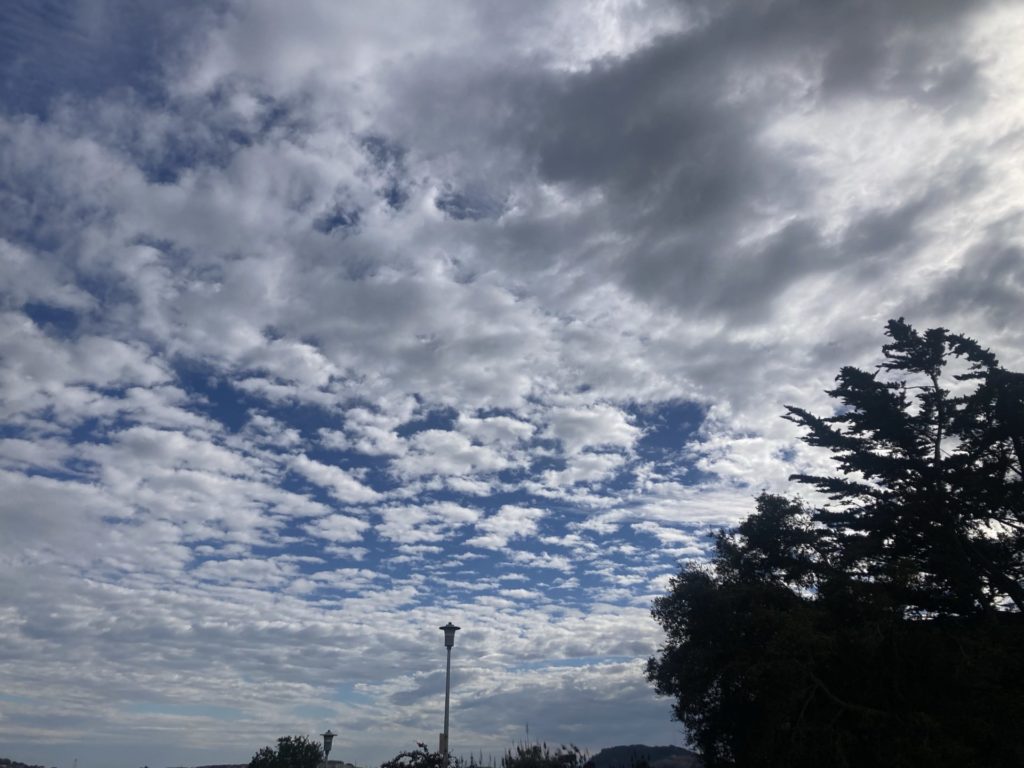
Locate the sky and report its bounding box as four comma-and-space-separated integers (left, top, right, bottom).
1, 1, 1023, 766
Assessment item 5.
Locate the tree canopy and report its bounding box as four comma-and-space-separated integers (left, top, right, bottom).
647, 319, 1024, 768
249, 735, 324, 768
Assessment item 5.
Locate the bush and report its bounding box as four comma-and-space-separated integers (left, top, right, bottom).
381, 742, 463, 768
501, 744, 590, 768
249, 735, 324, 768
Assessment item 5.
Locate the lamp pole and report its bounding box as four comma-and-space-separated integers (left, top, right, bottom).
322, 729, 335, 768
439, 622, 460, 765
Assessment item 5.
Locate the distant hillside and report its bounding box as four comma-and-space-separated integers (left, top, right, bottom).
182, 762, 358, 768
589, 745, 701, 768
0, 758, 56, 768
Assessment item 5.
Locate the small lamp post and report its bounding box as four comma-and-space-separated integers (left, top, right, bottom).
439, 622, 460, 765
322, 729, 335, 768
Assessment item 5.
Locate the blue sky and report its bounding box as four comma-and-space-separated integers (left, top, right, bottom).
2, 1, 1023, 767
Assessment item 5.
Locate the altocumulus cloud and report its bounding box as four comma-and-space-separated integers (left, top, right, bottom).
1, 1, 1023, 767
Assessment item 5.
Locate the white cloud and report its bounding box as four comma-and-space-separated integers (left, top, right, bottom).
543, 404, 641, 455
466, 505, 546, 549
0, 239, 95, 310
458, 413, 536, 444
342, 407, 410, 457
305, 513, 370, 543
630, 521, 705, 558
291, 454, 381, 504
542, 451, 627, 488
245, 413, 304, 447
375, 501, 480, 546
393, 429, 510, 478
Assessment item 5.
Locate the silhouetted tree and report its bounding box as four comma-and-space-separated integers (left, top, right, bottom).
249, 735, 324, 768
381, 743, 464, 768
647, 319, 1024, 768
784, 317, 1024, 615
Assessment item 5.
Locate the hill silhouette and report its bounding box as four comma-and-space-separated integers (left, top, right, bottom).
589, 745, 701, 768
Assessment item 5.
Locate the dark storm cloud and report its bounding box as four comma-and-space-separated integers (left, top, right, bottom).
840, 162, 986, 258
917, 228, 1024, 329
361, 134, 411, 210
500, 0, 995, 319
814, 0, 986, 105
435, 186, 508, 221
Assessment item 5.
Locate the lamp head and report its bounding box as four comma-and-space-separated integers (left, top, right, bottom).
322, 730, 335, 757
440, 622, 461, 648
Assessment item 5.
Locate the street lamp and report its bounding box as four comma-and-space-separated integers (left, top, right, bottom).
322, 729, 335, 768
439, 622, 460, 765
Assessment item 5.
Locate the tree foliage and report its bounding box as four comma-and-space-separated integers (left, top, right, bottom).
249, 735, 324, 768
381, 743, 462, 768
647, 319, 1024, 768
784, 318, 1024, 615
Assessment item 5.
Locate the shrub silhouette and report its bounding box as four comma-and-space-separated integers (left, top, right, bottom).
501, 744, 590, 768
381, 742, 463, 768
249, 735, 324, 768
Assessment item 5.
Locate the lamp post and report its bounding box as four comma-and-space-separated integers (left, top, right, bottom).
322, 729, 335, 768
439, 622, 460, 765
